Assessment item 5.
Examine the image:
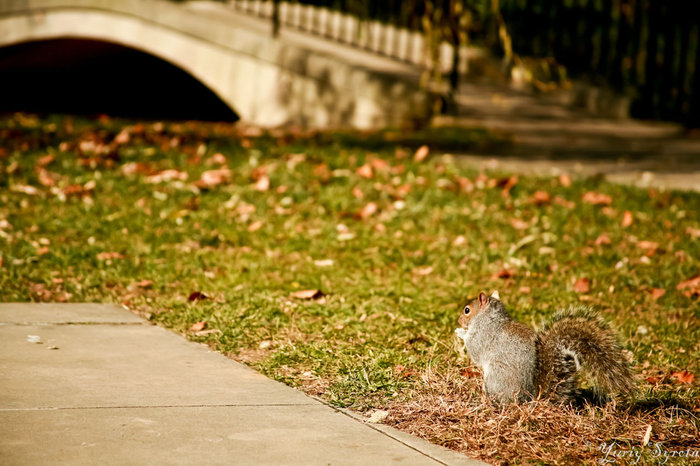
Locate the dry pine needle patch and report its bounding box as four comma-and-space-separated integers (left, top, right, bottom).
382, 365, 699, 465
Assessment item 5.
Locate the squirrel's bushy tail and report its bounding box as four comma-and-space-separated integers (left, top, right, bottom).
535, 306, 634, 402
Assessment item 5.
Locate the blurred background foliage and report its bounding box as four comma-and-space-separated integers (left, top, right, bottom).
232, 0, 699, 127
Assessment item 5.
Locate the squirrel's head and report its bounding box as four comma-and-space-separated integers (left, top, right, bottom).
458, 290, 500, 328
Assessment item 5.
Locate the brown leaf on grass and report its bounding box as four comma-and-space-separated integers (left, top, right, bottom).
248, 221, 263, 232
395, 184, 411, 197
96, 252, 124, 260
574, 277, 590, 293
253, 175, 270, 192
146, 169, 188, 184
559, 173, 572, 187
676, 274, 700, 298
188, 291, 208, 301
412, 265, 434, 276
685, 226, 700, 238
189, 321, 206, 332
134, 279, 153, 289
313, 163, 331, 181
356, 202, 378, 220
636, 240, 659, 253
369, 157, 390, 171
493, 268, 514, 280
352, 186, 364, 199
671, 370, 695, 384
121, 162, 150, 176
452, 235, 467, 247
553, 196, 575, 209
595, 233, 611, 246
455, 177, 474, 193
531, 191, 551, 205
413, 145, 429, 162
519, 286, 531, 294
290, 289, 323, 300
510, 218, 529, 230
394, 365, 418, 379
36, 154, 55, 167
195, 167, 232, 188
621, 210, 634, 228
499, 176, 518, 197
11, 184, 41, 196
582, 191, 612, 206
460, 368, 481, 378
208, 153, 227, 165
356, 163, 373, 179
649, 288, 666, 300
36, 169, 56, 187
36, 246, 49, 256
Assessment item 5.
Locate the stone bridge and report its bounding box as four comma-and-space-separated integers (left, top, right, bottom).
0, 0, 428, 128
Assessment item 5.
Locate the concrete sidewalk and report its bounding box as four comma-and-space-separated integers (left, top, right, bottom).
0, 303, 481, 465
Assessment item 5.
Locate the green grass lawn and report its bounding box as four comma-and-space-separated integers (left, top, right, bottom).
1, 113, 698, 463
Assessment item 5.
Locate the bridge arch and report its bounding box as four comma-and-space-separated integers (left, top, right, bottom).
0, 0, 428, 128
0, 37, 239, 121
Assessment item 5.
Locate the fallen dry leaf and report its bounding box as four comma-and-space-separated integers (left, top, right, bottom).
649, 288, 666, 300
121, 162, 150, 176
559, 173, 572, 187
248, 221, 263, 232
413, 145, 429, 162
412, 265, 434, 276
455, 177, 474, 193
188, 291, 208, 301
253, 175, 270, 192
582, 191, 612, 206
636, 240, 659, 252
369, 158, 390, 171
574, 277, 590, 293
195, 167, 232, 188
531, 191, 551, 205
356, 202, 378, 220
595, 233, 611, 246
621, 210, 634, 228
189, 321, 206, 332
519, 286, 531, 294
96, 252, 124, 260
36, 154, 55, 167
290, 289, 323, 299
500, 176, 518, 197
493, 268, 514, 280
553, 196, 575, 209
356, 164, 373, 179
208, 153, 227, 165
676, 274, 700, 298
671, 370, 694, 384
313, 163, 331, 181
35, 246, 49, 256
510, 218, 529, 230
685, 226, 700, 238
146, 169, 188, 184
11, 184, 41, 196
352, 186, 364, 199
134, 279, 153, 289
452, 235, 467, 247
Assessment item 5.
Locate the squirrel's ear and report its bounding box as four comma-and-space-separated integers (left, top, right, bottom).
491, 290, 500, 300
478, 292, 487, 306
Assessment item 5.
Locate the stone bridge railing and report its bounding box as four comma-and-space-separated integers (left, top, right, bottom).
228, 0, 479, 76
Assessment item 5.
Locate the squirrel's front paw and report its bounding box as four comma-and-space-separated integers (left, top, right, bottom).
454, 328, 468, 342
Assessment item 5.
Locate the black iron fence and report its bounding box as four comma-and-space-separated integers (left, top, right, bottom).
501, 0, 699, 126
272, 0, 698, 126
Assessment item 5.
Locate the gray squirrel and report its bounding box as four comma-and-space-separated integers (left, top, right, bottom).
455, 291, 634, 403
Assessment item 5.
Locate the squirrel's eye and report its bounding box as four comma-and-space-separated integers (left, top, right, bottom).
463, 306, 470, 315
